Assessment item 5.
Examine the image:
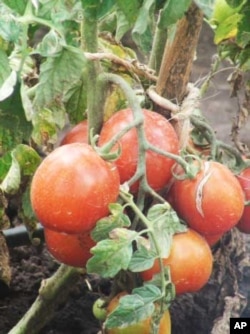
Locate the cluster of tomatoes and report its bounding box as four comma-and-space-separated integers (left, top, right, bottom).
30, 108, 250, 334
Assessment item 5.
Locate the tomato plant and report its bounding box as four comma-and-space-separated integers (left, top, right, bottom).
44, 228, 95, 267
236, 167, 250, 234
105, 291, 171, 334
60, 120, 88, 145
1, 0, 249, 333
169, 160, 245, 236
31, 143, 120, 234
140, 229, 213, 295
98, 108, 179, 192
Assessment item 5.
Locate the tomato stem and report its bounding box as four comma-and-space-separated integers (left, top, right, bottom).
8, 265, 83, 334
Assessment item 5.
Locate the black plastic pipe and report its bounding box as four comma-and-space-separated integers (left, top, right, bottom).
3, 223, 44, 248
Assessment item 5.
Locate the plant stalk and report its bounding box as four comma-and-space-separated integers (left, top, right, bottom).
8, 265, 83, 334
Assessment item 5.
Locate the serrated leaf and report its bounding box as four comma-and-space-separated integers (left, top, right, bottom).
91, 212, 131, 242
147, 203, 187, 258
158, 0, 192, 29
87, 232, 136, 277
129, 245, 157, 272
132, 284, 162, 304
0, 151, 20, 194
239, 48, 250, 71
105, 294, 155, 329
33, 46, 87, 112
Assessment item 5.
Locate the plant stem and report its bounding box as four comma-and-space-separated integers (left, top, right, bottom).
81, 8, 104, 138
8, 265, 83, 334
156, 3, 203, 102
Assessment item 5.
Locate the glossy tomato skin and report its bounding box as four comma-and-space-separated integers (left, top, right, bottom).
170, 161, 244, 236
60, 120, 88, 145
44, 228, 95, 267
31, 143, 120, 234
98, 108, 179, 192
236, 167, 250, 233
140, 229, 213, 295
106, 292, 171, 334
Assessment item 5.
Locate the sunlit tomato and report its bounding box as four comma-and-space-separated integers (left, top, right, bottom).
106, 292, 171, 334
44, 228, 95, 267
236, 167, 250, 233
140, 229, 213, 295
60, 120, 88, 145
169, 160, 244, 235
98, 108, 179, 192
31, 143, 120, 234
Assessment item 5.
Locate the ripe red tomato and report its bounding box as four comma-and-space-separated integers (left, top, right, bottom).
140, 229, 213, 295
203, 232, 224, 247
60, 120, 88, 145
31, 143, 120, 234
98, 108, 179, 192
44, 228, 95, 267
236, 167, 250, 233
169, 160, 244, 235
106, 292, 171, 334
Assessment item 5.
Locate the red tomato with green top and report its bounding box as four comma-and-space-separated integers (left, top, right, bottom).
169, 160, 244, 236
140, 229, 213, 295
44, 228, 95, 267
98, 108, 179, 193
236, 167, 250, 233
31, 143, 120, 234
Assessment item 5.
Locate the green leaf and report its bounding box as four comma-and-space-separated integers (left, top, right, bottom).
214, 13, 242, 44
0, 50, 11, 88
0, 71, 17, 102
0, 83, 32, 154
2, 0, 28, 15
194, 0, 216, 18
129, 243, 157, 272
81, 0, 116, 19
226, 0, 245, 7
33, 45, 87, 112
238, 48, 250, 71
116, 0, 141, 25
132, 284, 162, 304
34, 29, 64, 57
236, 4, 250, 48
0, 150, 20, 194
87, 229, 137, 277
147, 203, 187, 258
0, 5, 21, 43
158, 0, 192, 29
105, 290, 156, 329
0, 144, 41, 195
132, 0, 156, 53
91, 204, 131, 242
